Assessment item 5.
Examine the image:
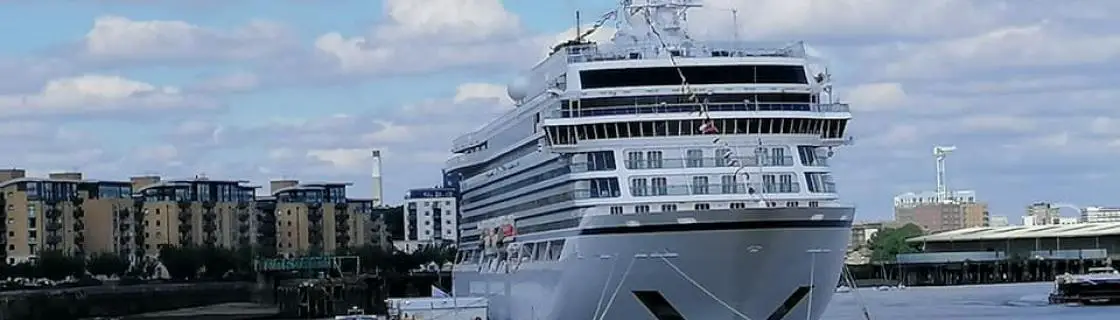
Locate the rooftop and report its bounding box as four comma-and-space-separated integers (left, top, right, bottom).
908, 222, 1120, 243
135, 178, 258, 193
0, 177, 129, 189
270, 182, 352, 196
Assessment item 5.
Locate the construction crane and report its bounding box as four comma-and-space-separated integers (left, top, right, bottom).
933, 145, 957, 203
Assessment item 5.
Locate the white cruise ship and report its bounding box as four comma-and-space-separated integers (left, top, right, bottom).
446, 1, 855, 319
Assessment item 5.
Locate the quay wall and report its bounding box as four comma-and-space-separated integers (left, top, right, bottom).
0, 282, 254, 320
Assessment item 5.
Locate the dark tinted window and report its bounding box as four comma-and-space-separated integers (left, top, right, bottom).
580, 65, 808, 89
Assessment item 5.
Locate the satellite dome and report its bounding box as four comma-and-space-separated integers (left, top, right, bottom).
507, 75, 530, 102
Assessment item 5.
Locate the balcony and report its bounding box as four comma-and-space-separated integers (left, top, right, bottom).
630, 182, 801, 197
624, 155, 795, 169
546, 101, 850, 119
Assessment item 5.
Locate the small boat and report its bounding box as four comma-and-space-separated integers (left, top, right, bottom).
1049, 266, 1120, 305
334, 306, 379, 320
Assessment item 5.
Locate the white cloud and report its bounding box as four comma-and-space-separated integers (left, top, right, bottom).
845, 82, 907, 111
83, 15, 291, 62
688, 0, 1012, 40
0, 75, 218, 117
374, 0, 521, 42
960, 115, 1036, 133
881, 22, 1120, 79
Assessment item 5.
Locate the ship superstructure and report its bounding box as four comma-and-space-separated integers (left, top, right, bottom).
446, 1, 855, 319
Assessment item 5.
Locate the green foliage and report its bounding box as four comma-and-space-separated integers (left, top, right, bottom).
0, 250, 86, 280
157, 245, 254, 280
159, 246, 204, 280
86, 252, 129, 277
376, 206, 405, 240
868, 223, 925, 262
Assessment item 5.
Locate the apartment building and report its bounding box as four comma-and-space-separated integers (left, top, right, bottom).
132, 175, 259, 255
894, 190, 989, 232
261, 180, 377, 257
403, 187, 458, 246
0, 170, 135, 264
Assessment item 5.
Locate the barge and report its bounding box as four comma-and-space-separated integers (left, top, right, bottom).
1049, 266, 1120, 305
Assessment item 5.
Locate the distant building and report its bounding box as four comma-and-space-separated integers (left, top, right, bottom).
0, 170, 137, 264
1023, 202, 1062, 226
132, 175, 259, 256
403, 187, 458, 246
848, 222, 883, 251
1082, 207, 1120, 223
260, 180, 379, 257
893, 190, 988, 232
988, 216, 1009, 227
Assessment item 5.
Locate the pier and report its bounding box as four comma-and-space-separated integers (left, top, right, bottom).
857, 223, 1120, 287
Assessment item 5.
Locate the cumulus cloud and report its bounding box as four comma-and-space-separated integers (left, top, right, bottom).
4, 0, 1120, 218
81, 15, 292, 63
0, 75, 219, 118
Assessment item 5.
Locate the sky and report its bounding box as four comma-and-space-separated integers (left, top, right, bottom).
0, 0, 1118, 223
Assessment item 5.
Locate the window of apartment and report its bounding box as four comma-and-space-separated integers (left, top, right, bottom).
661, 204, 677, 212
694, 203, 710, 211
635, 205, 650, 213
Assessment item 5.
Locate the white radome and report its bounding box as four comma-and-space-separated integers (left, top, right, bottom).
507, 75, 530, 102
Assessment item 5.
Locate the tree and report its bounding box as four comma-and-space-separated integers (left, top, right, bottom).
867, 223, 925, 262
86, 252, 129, 277
35, 250, 85, 280
159, 245, 203, 280
376, 206, 405, 240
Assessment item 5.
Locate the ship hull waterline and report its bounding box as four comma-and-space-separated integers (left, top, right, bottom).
453, 207, 854, 320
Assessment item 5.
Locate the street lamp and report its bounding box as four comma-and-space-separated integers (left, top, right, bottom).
806, 248, 832, 320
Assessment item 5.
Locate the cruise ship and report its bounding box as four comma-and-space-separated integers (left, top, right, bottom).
446, 0, 854, 319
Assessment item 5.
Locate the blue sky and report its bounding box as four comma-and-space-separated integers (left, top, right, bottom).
1, 0, 1118, 223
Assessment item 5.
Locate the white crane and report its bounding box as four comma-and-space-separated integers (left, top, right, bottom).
933, 145, 956, 203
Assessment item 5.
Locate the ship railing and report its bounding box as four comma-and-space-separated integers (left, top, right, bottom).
559, 40, 808, 64
626, 182, 803, 197
620, 156, 796, 169
544, 101, 849, 119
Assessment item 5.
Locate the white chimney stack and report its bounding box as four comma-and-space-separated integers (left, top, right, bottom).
371, 150, 383, 207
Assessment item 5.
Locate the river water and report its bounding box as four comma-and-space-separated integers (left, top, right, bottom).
822, 282, 1120, 319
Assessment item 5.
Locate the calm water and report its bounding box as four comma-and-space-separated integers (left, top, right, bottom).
822, 282, 1120, 319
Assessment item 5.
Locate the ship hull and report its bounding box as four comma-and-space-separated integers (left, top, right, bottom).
453, 206, 854, 320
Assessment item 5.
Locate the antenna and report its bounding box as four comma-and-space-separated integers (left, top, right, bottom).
933, 145, 957, 203
575, 10, 582, 41
730, 8, 739, 42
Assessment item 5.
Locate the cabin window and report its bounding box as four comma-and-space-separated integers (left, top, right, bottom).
547, 240, 564, 260
579, 65, 808, 89
661, 204, 677, 212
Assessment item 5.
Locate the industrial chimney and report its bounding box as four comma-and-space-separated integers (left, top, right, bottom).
371, 150, 383, 207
